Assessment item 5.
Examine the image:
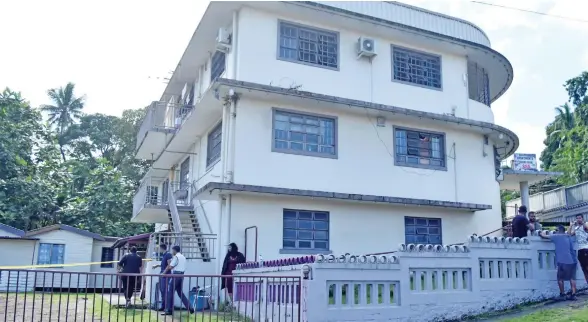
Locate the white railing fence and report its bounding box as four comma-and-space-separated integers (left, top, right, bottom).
506, 181, 588, 214
235, 233, 582, 322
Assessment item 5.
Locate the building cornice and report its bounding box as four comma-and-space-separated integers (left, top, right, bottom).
194, 182, 492, 212
214, 78, 519, 159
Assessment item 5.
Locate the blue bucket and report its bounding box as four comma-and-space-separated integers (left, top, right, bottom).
189, 290, 210, 311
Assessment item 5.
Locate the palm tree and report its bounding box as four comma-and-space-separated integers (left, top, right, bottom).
554, 103, 574, 130
548, 103, 575, 148
40, 82, 85, 161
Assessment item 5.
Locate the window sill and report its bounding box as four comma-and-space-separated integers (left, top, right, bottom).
205, 158, 221, 173
395, 162, 447, 172
279, 248, 332, 255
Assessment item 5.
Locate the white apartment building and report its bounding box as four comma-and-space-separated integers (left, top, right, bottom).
131, 1, 551, 277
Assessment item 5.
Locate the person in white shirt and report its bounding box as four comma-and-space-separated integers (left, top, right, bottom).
568, 214, 588, 283
162, 245, 193, 315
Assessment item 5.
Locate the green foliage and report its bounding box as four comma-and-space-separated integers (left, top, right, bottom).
0, 85, 152, 237
501, 72, 588, 217
540, 71, 588, 185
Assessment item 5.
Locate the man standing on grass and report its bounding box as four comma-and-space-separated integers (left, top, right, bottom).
117, 246, 143, 307
152, 244, 173, 311
539, 226, 578, 300
568, 214, 588, 283
162, 245, 194, 315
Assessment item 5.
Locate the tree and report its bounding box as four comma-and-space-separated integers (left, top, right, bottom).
0, 88, 61, 230
1, 84, 153, 237
40, 82, 85, 161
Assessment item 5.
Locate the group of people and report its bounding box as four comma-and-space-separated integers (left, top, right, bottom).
511, 205, 588, 300
116, 242, 246, 315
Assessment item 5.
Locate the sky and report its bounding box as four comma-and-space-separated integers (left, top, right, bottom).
1, 0, 587, 162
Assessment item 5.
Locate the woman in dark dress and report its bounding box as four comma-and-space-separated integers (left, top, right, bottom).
221, 243, 246, 302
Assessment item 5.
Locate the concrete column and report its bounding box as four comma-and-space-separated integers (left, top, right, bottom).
520, 181, 530, 216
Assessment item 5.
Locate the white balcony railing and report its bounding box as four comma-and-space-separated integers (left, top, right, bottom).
135, 101, 195, 151
132, 177, 192, 219
505, 181, 588, 215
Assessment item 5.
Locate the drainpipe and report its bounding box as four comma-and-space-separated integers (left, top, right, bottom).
216, 196, 225, 276
225, 10, 239, 184
220, 103, 229, 181
231, 10, 239, 80
224, 11, 239, 260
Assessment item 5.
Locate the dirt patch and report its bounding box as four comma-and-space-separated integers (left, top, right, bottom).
0, 293, 98, 321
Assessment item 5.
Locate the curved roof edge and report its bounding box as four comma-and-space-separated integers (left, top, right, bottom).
296, 1, 513, 103
383, 1, 491, 46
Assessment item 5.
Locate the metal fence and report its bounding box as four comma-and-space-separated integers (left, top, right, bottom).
0, 270, 301, 321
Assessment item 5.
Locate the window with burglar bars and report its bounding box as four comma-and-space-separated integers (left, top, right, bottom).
394, 127, 445, 170
210, 51, 226, 82
283, 209, 329, 251
207, 122, 222, 167
278, 21, 339, 69
405, 217, 442, 244
101, 247, 114, 268
467, 62, 491, 106
392, 46, 442, 89
272, 109, 336, 158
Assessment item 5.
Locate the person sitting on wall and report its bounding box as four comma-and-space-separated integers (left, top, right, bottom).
528, 212, 542, 231
511, 205, 536, 238
221, 242, 246, 306
539, 225, 578, 300
568, 214, 588, 284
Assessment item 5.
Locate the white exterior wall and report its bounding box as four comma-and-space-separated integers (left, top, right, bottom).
0, 239, 37, 292
89, 241, 120, 288
0, 239, 36, 267
235, 7, 494, 123
227, 195, 498, 261
232, 235, 579, 322
33, 230, 94, 289
232, 98, 501, 210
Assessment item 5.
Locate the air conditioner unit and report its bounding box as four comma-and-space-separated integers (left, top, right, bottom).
216, 28, 231, 53
357, 37, 376, 59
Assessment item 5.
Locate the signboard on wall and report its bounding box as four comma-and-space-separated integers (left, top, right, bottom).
513, 153, 538, 171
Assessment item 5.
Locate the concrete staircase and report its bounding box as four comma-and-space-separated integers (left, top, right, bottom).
167, 206, 211, 262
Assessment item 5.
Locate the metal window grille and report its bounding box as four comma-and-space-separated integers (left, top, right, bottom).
393, 47, 442, 89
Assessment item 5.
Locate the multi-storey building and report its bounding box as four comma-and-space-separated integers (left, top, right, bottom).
131, 1, 552, 280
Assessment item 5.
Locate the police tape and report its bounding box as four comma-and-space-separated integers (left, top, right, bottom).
0, 258, 154, 270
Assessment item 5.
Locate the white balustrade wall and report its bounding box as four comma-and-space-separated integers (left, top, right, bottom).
234, 232, 584, 322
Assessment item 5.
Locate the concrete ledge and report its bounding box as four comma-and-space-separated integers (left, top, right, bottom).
194, 182, 492, 211
214, 78, 519, 159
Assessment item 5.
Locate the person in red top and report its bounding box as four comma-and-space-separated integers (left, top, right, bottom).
221, 243, 246, 304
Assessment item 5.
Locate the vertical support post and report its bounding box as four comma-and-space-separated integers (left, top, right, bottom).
520, 181, 530, 217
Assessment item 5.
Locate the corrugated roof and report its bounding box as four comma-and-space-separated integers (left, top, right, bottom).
25, 224, 106, 241
0, 236, 39, 241
0, 223, 25, 237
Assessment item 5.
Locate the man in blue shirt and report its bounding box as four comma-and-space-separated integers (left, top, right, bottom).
540, 226, 578, 300
152, 244, 174, 311
511, 205, 536, 238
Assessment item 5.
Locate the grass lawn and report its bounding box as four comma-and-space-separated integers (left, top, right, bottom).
500, 300, 588, 322
0, 292, 249, 321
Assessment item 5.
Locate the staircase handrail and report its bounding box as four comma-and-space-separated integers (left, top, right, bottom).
191, 181, 213, 234
168, 185, 183, 233
197, 199, 213, 234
